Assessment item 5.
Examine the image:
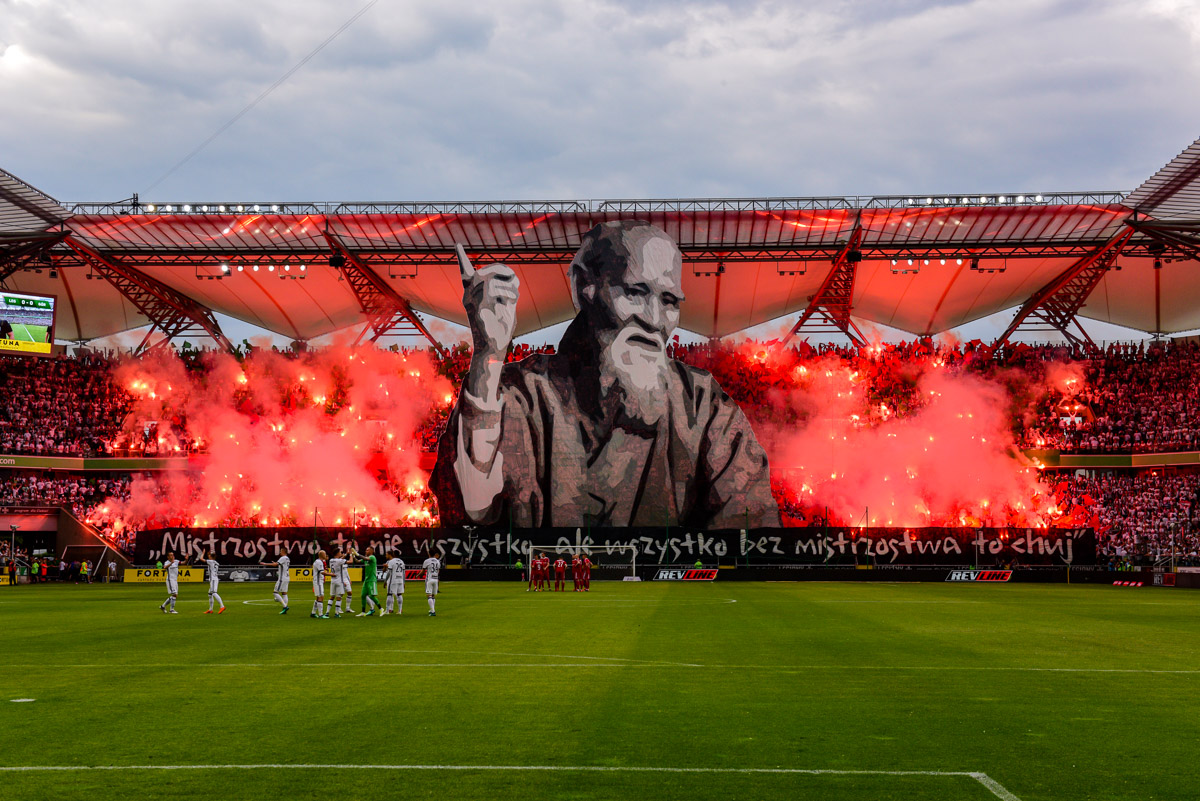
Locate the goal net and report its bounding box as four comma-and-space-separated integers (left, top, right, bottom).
523, 544, 640, 585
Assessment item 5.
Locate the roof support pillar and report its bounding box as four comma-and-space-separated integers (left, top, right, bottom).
781, 221, 866, 346
324, 233, 444, 355
64, 238, 234, 355
991, 229, 1133, 354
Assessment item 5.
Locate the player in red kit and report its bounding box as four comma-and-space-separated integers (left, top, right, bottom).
554, 557, 567, 591
571, 555, 582, 591
581, 556, 592, 591
536, 553, 549, 591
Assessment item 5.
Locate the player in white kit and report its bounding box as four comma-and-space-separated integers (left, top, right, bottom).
311, 550, 329, 618
262, 552, 291, 614
158, 552, 180, 614
200, 549, 225, 614
342, 544, 356, 609
381, 551, 405, 616
327, 549, 348, 617
422, 554, 441, 617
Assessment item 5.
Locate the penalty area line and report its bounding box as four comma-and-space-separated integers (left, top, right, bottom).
0, 764, 1021, 799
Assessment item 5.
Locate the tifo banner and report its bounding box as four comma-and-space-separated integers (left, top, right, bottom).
124, 567, 205, 583
134, 527, 1094, 567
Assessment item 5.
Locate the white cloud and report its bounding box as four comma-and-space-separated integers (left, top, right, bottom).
0, 0, 1196, 203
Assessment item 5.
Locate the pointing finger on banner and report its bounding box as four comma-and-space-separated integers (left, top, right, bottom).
456, 244, 475, 286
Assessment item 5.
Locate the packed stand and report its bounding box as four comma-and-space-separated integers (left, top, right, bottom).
1016, 341, 1200, 453
8, 339, 1200, 459
1047, 469, 1200, 566
0, 353, 132, 456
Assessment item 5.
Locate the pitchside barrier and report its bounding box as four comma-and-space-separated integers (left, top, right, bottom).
123, 567, 205, 583
120, 563, 1198, 587
133, 526, 1097, 569
121, 526, 1200, 587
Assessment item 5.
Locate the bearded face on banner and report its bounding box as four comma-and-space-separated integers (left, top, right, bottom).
569, 225, 683, 428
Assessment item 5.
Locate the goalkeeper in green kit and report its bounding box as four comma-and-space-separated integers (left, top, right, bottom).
355, 546, 383, 617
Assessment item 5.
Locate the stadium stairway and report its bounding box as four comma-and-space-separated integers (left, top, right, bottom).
57, 507, 134, 575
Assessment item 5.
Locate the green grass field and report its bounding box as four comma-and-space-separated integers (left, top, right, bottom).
0, 580, 1196, 800
7, 323, 48, 343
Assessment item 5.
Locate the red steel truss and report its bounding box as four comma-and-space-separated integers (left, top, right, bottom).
64, 238, 233, 354
992, 229, 1135, 353
782, 224, 867, 346
324, 232, 443, 353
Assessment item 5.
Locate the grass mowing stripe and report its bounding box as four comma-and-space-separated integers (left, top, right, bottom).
0, 764, 1022, 799
3, 662, 1196, 674
3, 582, 1196, 800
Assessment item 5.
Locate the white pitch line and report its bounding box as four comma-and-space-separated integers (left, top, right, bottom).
970, 772, 1023, 801
0, 764, 1022, 799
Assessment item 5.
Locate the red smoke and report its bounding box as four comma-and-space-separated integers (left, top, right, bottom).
766, 358, 1056, 527
90, 345, 451, 530
692, 339, 1074, 528
86, 337, 1082, 532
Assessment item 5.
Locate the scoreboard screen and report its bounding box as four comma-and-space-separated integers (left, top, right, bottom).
0, 290, 56, 356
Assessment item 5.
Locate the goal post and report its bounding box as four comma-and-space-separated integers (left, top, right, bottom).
523, 543, 640, 584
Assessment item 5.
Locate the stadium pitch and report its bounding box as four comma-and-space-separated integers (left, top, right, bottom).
7, 323, 48, 343
0, 581, 1195, 800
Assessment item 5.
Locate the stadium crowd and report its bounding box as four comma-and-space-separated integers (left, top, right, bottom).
0, 472, 131, 513
1050, 469, 1200, 566
8, 339, 1200, 458
4, 341, 1200, 564
1017, 341, 1200, 453
0, 353, 130, 456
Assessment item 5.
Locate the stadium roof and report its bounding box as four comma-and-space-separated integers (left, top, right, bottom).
1, 136, 1198, 348
1124, 137, 1200, 221
0, 168, 71, 234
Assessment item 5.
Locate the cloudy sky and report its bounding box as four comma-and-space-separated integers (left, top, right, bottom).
4, 0, 1199, 204
2, 0, 1199, 344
